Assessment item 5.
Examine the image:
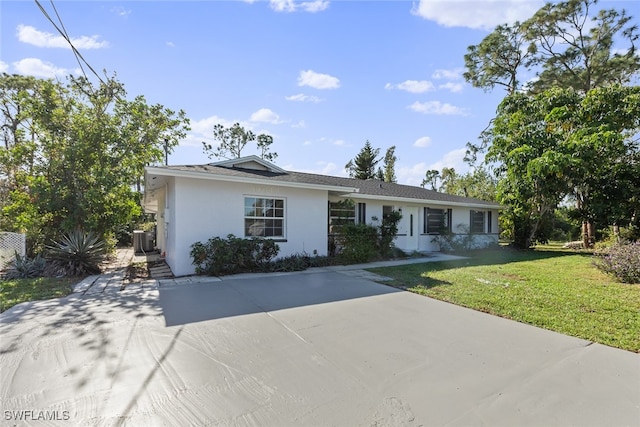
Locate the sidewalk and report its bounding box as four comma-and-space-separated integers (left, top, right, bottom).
72, 247, 160, 295
73, 250, 467, 293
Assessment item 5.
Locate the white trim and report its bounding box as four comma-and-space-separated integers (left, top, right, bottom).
243, 195, 287, 239
340, 192, 501, 209
146, 166, 359, 194
210, 155, 287, 173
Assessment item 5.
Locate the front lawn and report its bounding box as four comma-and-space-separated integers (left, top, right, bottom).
369, 246, 640, 352
0, 277, 77, 313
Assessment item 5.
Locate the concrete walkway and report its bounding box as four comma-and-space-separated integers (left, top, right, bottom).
72, 249, 462, 294
73, 248, 166, 296
1, 269, 638, 426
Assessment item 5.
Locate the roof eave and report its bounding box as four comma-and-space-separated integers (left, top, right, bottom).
145, 166, 359, 194
339, 192, 503, 209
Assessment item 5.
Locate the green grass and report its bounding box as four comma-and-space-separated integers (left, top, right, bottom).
369, 245, 640, 352
0, 277, 77, 313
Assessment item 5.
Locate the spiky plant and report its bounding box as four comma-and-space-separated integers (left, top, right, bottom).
4, 252, 47, 279
46, 230, 106, 276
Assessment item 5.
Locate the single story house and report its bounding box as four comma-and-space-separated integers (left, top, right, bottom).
143, 156, 501, 276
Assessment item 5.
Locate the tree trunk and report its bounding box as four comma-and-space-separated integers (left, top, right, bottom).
613, 224, 620, 243
582, 221, 589, 249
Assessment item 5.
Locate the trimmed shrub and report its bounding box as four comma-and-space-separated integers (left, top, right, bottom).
4, 252, 47, 279
46, 230, 106, 276
191, 234, 279, 276
339, 223, 379, 264
594, 241, 640, 284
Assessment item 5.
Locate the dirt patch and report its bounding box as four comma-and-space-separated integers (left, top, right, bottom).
125, 262, 150, 282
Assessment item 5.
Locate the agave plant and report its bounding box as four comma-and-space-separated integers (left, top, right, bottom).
4, 252, 47, 279
46, 230, 106, 276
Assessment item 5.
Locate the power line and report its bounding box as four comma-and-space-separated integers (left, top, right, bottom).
33, 0, 106, 86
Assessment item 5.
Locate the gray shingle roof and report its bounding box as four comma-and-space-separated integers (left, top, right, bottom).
160, 163, 500, 208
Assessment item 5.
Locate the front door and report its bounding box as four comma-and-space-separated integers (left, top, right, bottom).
399, 206, 419, 252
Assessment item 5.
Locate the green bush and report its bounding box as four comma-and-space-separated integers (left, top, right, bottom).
377, 210, 402, 257
593, 241, 640, 284
46, 230, 106, 276
334, 210, 403, 263
339, 223, 379, 263
191, 234, 279, 276
270, 253, 312, 272
4, 252, 47, 279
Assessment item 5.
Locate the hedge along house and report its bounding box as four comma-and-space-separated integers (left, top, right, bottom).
143, 156, 501, 276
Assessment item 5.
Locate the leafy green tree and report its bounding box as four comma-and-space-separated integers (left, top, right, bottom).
345, 140, 381, 180
464, 0, 640, 94
464, 0, 640, 247
382, 145, 397, 183
202, 122, 277, 161
485, 86, 640, 247
257, 134, 277, 162
464, 22, 533, 94
440, 167, 497, 202
0, 73, 190, 253
523, 0, 640, 93
421, 169, 440, 190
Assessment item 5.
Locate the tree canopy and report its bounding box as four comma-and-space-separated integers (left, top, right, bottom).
485, 85, 640, 247
202, 122, 277, 162
381, 146, 398, 183
465, 0, 640, 94
0, 73, 190, 253
463, 0, 640, 247
345, 140, 381, 180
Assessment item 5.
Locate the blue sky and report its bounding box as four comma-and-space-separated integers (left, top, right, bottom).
2, 0, 638, 186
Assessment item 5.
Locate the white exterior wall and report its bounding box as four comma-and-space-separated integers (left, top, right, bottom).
330, 197, 499, 253
155, 186, 167, 253
165, 178, 178, 273
168, 177, 329, 276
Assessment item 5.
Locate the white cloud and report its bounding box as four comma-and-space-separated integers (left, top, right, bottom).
432, 68, 464, 80
292, 120, 306, 128
408, 100, 467, 116
17, 24, 109, 49
166, 41, 175, 48
385, 80, 435, 94
428, 148, 468, 172
297, 69, 340, 90
183, 115, 247, 148
413, 136, 432, 148
0, 61, 8, 73
250, 108, 282, 124
13, 58, 79, 78
303, 140, 312, 146
285, 93, 323, 103
291, 161, 344, 176
397, 162, 430, 187
111, 6, 131, 17
439, 82, 464, 93
270, 0, 329, 13
396, 148, 468, 186
332, 139, 346, 146
411, 0, 542, 30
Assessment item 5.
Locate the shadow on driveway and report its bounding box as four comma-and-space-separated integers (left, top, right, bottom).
159, 271, 401, 327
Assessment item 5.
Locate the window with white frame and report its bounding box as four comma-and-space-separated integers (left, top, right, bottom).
329, 200, 356, 227
470, 210, 485, 233
244, 197, 285, 238
425, 208, 452, 234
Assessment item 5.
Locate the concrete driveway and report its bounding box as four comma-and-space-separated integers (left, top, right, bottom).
1, 270, 638, 426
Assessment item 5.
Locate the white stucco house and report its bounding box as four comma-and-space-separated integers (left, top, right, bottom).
143, 156, 501, 276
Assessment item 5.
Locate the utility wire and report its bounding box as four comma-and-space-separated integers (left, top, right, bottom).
34, 0, 106, 86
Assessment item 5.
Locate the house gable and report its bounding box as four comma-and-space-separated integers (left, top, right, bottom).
211, 155, 287, 174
